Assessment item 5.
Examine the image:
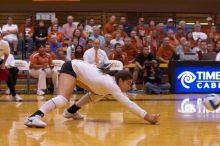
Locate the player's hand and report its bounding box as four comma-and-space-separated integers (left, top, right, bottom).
144, 113, 160, 124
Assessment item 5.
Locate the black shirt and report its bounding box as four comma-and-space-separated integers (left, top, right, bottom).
135, 52, 154, 66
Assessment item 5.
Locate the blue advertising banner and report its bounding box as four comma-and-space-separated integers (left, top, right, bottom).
175, 66, 220, 93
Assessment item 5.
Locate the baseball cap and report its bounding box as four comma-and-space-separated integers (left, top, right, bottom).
206, 17, 213, 22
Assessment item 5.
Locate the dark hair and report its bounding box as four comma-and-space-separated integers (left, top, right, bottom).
114, 43, 122, 49
114, 70, 132, 84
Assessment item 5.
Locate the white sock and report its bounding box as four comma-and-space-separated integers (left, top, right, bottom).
39, 95, 68, 114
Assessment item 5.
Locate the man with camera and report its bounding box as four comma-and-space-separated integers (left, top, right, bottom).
143, 60, 171, 94
132, 46, 154, 90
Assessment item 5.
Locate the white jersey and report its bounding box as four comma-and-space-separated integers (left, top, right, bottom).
71, 60, 147, 118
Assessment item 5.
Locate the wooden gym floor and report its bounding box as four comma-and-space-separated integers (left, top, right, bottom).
0, 93, 220, 146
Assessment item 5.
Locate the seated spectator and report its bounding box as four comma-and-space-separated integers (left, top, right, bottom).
166, 29, 179, 47
2, 16, 18, 55
55, 48, 66, 61
156, 37, 175, 63
132, 46, 154, 90
156, 23, 166, 45
104, 15, 116, 34
112, 24, 128, 39
66, 37, 79, 61
77, 23, 87, 38
207, 25, 220, 43
34, 20, 48, 47
48, 24, 64, 44
175, 25, 186, 41
147, 20, 157, 35
203, 16, 214, 34
136, 17, 148, 37
73, 45, 84, 60
192, 23, 207, 41
84, 39, 93, 52
163, 18, 176, 33
49, 34, 63, 53
85, 18, 96, 35
102, 33, 113, 56
186, 31, 197, 48
122, 37, 138, 64
88, 26, 105, 47
45, 43, 56, 60
142, 35, 157, 56
110, 32, 124, 47
108, 43, 128, 66
196, 40, 208, 60
144, 60, 171, 94
0, 34, 22, 101
215, 40, 220, 53
179, 41, 198, 61
29, 45, 59, 96
175, 37, 187, 56
119, 16, 133, 36
18, 16, 34, 55
48, 17, 63, 33
62, 15, 76, 41
130, 30, 143, 52
83, 39, 109, 67
73, 28, 86, 48
202, 42, 217, 60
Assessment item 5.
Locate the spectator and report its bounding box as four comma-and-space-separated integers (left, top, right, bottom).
102, 33, 113, 56
144, 60, 171, 94
62, 15, 77, 41
73, 28, 86, 48
83, 39, 109, 67
104, 15, 116, 34
166, 29, 179, 47
215, 40, 220, 53
66, 37, 79, 61
85, 18, 96, 35
49, 34, 63, 53
88, 26, 105, 47
73, 45, 84, 60
130, 30, 143, 52
2, 16, 18, 55
202, 42, 217, 60
112, 24, 128, 39
136, 17, 148, 37
203, 16, 214, 34
84, 39, 93, 52
34, 20, 48, 47
156, 23, 166, 45
29, 45, 59, 96
122, 37, 138, 64
110, 32, 124, 47
142, 35, 157, 56
192, 23, 207, 41
48, 17, 63, 33
163, 18, 176, 33
178, 20, 192, 32
179, 41, 198, 61
18, 16, 34, 55
175, 37, 187, 56
175, 25, 186, 41
108, 43, 128, 66
132, 46, 154, 90
156, 37, 175, 63
119, 16, 133, 36
196, 40, 208, 60
48, 24, 64, 44
0, 32, 22, 101
207, 25, 220, 43
77, 23, 87, 38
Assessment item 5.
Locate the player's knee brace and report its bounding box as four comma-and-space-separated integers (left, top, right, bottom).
51, 95, 68, 108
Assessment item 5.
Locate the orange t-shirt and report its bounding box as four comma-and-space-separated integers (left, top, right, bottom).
104, 22, 114, 34
108, 52, 128, 65
122, 45, 138, 62
30, 53, 52, 68
48, 32, 64, 43
156, 45, 175, 60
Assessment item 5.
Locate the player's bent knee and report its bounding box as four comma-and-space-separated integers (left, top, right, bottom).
51, 95, 68, 108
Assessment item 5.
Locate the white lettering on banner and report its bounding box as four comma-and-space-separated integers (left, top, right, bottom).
178, 71, 220, 89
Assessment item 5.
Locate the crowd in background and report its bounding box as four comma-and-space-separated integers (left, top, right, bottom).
0, 14, 220, 96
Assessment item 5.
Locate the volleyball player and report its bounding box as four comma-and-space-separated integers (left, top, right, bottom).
24, 60, 160, 128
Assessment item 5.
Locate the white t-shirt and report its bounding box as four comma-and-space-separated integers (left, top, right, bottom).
5, 54, 15, 68
83, 48, 109, 65
216, 52, 220, 61
2, 24, 18, 40
71, 60, 147, 118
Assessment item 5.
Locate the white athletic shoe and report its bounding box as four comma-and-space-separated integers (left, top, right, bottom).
63, 109, 84, 120
24, 115, 47, 128
37, 90, 45, 96
13, 95, 23, 102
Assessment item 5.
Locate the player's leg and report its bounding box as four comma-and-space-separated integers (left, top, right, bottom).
63, 93, 105, 120
24, 61, 77, 128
